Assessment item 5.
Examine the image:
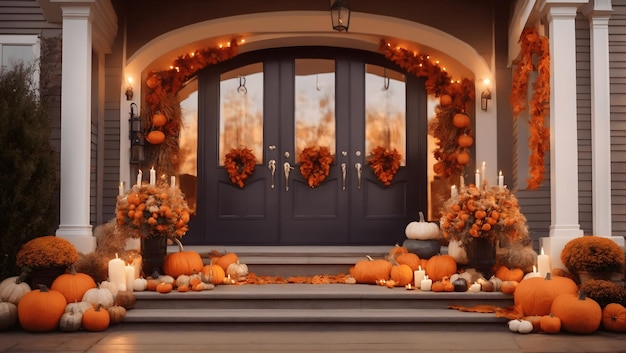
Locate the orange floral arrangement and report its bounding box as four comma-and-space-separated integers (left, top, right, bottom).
299, 146, 334, 188
367, 146, 402, 186
510, 27, 550, 190
560, 236, 625, 274
116, 182, 190, 239
16, 236, 79, 269
224, 147, 256, 188
440, 184, 529, 246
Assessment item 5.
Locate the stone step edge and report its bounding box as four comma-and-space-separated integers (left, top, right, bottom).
124, 308, 508, 323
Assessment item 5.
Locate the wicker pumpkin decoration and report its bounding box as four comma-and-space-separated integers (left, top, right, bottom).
201, 264, 225, 285
495, 266, 524, 282
602, 303, 626, 332
82, 285, 114, 309
425, 254, 457, 282
163, 238, 204, 278
405, 212, 440, 240
212, 252, 239, 272
114, 290, 136, 309
82, 304, 110, 332
539, 313, 562, 334
390, 264, 413, 286
51, 266, 97, 304
146, 130, 166, 144
349, 256, 393, 284
59, 306, 82, 332
0, 301, 17, 331
107, 305, 127, 324
514, 273, 578, 316
0, 272, 31, 305
551, 291, 602, 334
395, 253, 420, 271
17, 285, 67, 332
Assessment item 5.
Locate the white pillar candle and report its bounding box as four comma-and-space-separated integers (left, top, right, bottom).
171, 175, 176, 189
136, 169, 142, 188
118, 181, 124, 196
450, 185, 458, 198
420, 275, 432, 291
537, 247, 551, 277
125, 265, 135, 292
498, 170, 504, 188
108, 254, 126, 290
460, 175, 465, 188
470, 282, 481, 293
481, 161, 487, 185
149, 166, 156, 185
475, 169, 480, 187
414, 266, 426, 287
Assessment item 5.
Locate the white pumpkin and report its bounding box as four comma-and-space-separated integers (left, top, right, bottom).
0, 273, 31, 305
517, 320, 534, 334
508, 319, 522, 332
133, 277, 148, 292
226, 261, 249, 281
82, 286, 114, 309
99, 280, 119, 297
65, 300, 93, 314
0, 301, 18, 330
59, 307, 82, 332
405, 212, 440, 240
446, 239, 468, 264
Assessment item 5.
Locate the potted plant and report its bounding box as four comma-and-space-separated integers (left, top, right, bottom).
579, 279, 625, 309
16, 235, 79, 287
560, 236, 625, 284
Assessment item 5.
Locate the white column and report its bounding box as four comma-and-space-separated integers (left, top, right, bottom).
582, 1, 621, 245
55, 5, 95, 253
538, 0, 586, 269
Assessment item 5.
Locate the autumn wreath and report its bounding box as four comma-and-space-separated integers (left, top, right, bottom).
299, 146, 334, 188
367, 146, 402, 186
224, 147, 257, 188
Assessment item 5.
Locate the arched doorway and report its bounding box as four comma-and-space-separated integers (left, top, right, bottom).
181, 47, 429, 245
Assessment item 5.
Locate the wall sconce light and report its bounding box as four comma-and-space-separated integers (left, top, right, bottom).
125, 77, 134, 101
330, 0, 350, 32
480, 89, 491, 111
128, 103, 145, 163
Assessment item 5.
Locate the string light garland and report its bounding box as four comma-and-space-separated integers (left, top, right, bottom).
510, 27, 550, 190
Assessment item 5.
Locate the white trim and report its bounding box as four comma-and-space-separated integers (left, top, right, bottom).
0, 35, 41, 90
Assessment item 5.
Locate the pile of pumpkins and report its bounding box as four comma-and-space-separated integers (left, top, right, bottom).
0, 267, 133, 332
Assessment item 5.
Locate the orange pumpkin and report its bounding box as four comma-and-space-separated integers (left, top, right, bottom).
455, 152, 470, 165
539, 313, 562, 334
452, 112, 470, 128
602, 303, 626, 332
51, 266, 97, 304
457, 133, 473, 147
17, 285, 66, 332
151, 112, 167, 127
350, 256, 393, 284
156, 282, 173, 294
551, 291, 602, 334
388, 244, 409, 257
213, 252, 239, 272
390, 264, 413, 286
514, 273, 578, 316
163, 238, 204, 278
201, 264, 225, 285
501, 280, 518, 294
146, 130, 166, 144
425, 254, 457, 282
395, 253, 420, 271
439, 94, 452, 106
82, 304, 110, 332
495, 266, 524, 282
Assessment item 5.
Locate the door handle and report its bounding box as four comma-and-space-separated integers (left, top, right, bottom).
355, 162, 362, 190
268, 159, 276, 188
283, 162, 294, 191
341, 163, 347, 191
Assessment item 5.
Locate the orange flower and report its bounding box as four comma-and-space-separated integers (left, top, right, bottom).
299, 146, 334, 188
367, 146, 401, 186
224, 147, 257, 188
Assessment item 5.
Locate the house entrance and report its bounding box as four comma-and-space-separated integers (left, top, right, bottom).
183, 48, 428, 245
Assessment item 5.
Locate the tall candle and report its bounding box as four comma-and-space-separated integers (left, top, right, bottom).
420, 275, 432, 291
414, 266, 425, 287
450, 185, 458, 198
171, 175, 176, 189
150, 166, 156, 185
481, 161, 487, 185
460, 175, 465, 188
537, 247, 551, 276
136, 169, 142, 188
118, 181, 124, 196
475, 169, 480, 187
108, 254, 126, 290
125, 265, 135, 292
498, 170, 504, 188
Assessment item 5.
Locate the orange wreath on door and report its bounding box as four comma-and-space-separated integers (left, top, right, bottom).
299, 146, 334, 188
368, 146, 401, 186
224, 147, 256, 188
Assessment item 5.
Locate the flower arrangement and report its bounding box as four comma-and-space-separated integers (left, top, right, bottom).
440, 183, 529, 246
16, 236, 79, 269
224, 146, 256, 188
560, 236, 625, 274
299, 146, 334, 188
579, 279, 625, 309
367, 146, 401, 186
116, 181, 190, 239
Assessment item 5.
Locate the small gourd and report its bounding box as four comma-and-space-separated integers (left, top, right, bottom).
156, 282, 173, 294
405, 212, 440, 240
508, 319, 533, 334
226, 261, 249, 281
450, 275, 468, 292
133, 277, 148, 292
107, 305, 127, 325
59, 306, 82, 332
175, 274, 191, 288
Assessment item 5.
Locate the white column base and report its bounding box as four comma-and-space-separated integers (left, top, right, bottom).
56, 224, 95, 254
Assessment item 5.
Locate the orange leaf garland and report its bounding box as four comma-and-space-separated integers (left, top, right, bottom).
224, 147, 257, 188
299, 146, 334, 188
367, 146, 402, 186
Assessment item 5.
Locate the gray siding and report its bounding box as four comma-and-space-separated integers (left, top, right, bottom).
0, 0, 56, 34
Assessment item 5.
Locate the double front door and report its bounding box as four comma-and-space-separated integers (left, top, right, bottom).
185, 48, 428, 245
